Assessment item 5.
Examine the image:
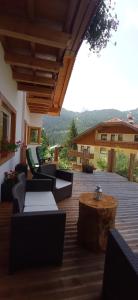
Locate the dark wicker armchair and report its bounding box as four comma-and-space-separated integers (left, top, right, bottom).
26, 148, 73, 202
35, 163, 73, 202
102, 229, 138, 300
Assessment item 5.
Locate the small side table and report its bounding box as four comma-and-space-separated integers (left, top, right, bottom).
1, 178, 17, 202
77, 192, 118, 252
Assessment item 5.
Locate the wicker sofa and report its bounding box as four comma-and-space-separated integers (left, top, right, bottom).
102, 229, 138, 300
10, 173, 66, 273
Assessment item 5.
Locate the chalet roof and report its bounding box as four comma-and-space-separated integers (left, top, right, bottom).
106, 118, 122, 123
0, 0, 100, 115
74, 117, 138, 143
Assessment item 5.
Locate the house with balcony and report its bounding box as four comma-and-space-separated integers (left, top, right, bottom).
74, 115, 138, 168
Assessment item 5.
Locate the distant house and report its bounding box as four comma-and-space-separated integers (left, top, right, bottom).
73, 114, 138, 167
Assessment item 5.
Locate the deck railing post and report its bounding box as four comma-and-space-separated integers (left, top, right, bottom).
128, 153, 135, 181
54, 147, 59, 162
107, 149, 116, 172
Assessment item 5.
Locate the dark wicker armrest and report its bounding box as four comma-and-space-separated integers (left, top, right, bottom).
56, 170, 73, 182
10, 210, 66, 273
102, 229, 138, 300
26, 179, 52, 191
33, 172, 56, 190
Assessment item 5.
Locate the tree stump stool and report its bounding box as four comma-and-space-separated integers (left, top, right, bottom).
77, 192, 118, 252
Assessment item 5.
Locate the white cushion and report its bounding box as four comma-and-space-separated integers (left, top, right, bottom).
24, 204, 58, 212
56, 178, 71, 189
25, 191, 56, 206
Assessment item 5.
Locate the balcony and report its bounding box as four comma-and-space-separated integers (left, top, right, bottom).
0, 171, 138, 299
95, 139, 138, 150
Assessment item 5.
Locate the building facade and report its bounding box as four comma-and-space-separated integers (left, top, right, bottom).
0, 0, 100, 201
74, 117, 138, 167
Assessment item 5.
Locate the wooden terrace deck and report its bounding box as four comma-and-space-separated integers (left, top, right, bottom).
0, 171, 138, 300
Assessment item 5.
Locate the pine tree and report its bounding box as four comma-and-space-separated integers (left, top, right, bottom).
65, 119, 78, 150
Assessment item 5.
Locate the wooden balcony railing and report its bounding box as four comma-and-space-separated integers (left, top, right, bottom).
68, 150, 94, 159
95, 140, 138, 149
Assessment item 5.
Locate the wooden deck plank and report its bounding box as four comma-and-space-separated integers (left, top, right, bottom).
0, 171, 138, 299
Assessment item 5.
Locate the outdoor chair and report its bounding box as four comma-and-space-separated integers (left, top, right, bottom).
36, 146, 46, 165
26, 148, 73, 202
26, 148, 41, 176
34, 163, 73, 202
102, 229, 138, 300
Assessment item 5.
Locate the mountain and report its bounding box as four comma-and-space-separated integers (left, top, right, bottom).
43, 108, 138, 145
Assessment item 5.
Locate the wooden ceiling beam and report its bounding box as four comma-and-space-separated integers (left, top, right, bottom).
27, 92, 52, 98
29, 105, 49, 111
29, 108, 49, 115
0, 15, 71, 49
13, 71, 55, 86
27, 98, 52, 105
17, 83, 53, 94
5, 52, 61, 73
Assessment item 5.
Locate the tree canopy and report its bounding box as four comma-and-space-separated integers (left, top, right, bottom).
84, 0, 119, 54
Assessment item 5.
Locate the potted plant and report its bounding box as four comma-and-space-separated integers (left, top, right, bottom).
0, 140, 22, 154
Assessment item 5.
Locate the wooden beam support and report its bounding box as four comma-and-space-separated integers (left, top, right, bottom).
27, 92, 52, 98
29, 109, 49, 113
13, 71, 55, 86
17, 83, 53, 94
27, 98, 52, 105
5, 52, 61, 73
53, 54, 75, 111
0, 15, 71, 49
28, 106, 51, 110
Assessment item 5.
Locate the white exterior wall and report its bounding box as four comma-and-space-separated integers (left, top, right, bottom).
0, 43, 25, 200
124, 134, 135, 142
24, 101, 43, 127
24, 102, 43, 162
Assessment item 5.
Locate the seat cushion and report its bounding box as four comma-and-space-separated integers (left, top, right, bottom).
24, 204, 58, 212
24, 191, 58, 212
25, 191, 56, 206
56, 178, 71, 189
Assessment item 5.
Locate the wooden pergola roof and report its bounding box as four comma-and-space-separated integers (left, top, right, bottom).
0, 0, 99, 115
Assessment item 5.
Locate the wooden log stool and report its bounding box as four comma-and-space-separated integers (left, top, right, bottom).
77, 192, 118, 252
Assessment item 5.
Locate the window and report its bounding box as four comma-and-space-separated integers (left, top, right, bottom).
0, 93, 16, 163
111, 134, 115, 141
28, 127, 41, 144
0, 107, 11, 144
118, 134, 123, 141
81, 145, 84, 152
134, 135, 138, 142
87, 146, 90, 153
101, 134, 107, 141
100, 147, 107, 155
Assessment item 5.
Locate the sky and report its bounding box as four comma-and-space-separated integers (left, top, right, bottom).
63, 0, 138, 112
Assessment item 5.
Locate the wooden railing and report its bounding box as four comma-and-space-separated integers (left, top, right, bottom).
95, 140, 138, 150
68, 150, 94, 159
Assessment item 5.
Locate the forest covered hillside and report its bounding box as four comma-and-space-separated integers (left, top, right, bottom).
43, 108, 138, 145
